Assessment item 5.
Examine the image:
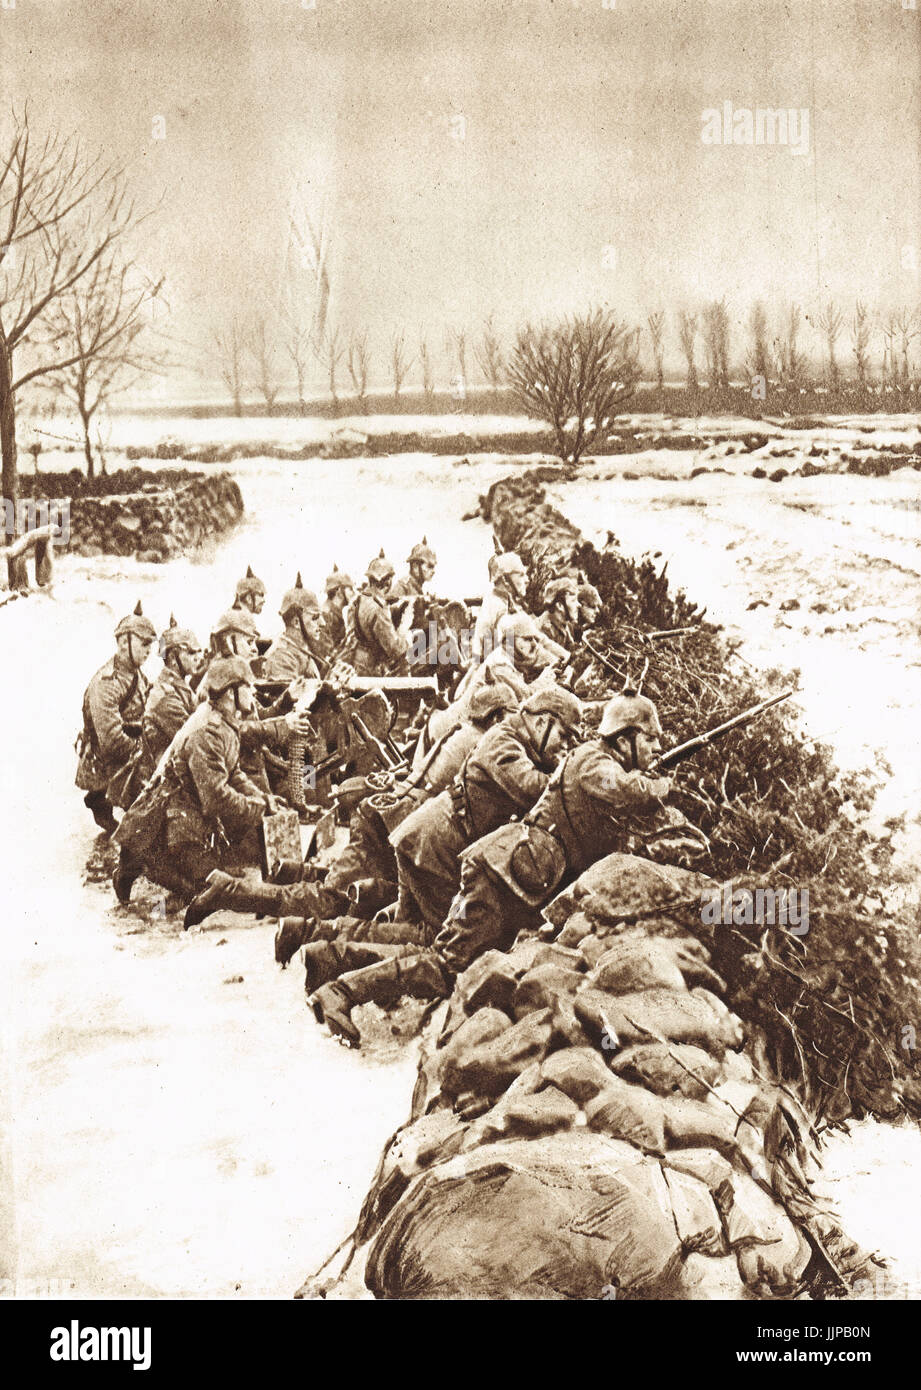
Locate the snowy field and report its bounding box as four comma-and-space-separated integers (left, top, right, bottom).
2, 413, 920, 1299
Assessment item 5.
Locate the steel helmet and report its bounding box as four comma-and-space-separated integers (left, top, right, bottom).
520, 684, 583, 735
234, 566, 266, 603
207, 655, 254, 697
599, 692, 662, 740
467, 680, 518, 725
366, 550, 395, 584
279, 573, 320, 619
494, 551, 527, 579
159, 614, 199, 656
543, 577, 579, 607
212, 607, 260, 640
115, 601, 156, 642
325, 564, 354, 596
497, 611, 541, 643
407, 536, 437, 566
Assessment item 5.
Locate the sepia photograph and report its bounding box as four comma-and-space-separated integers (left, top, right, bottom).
1, 0, 920, 1349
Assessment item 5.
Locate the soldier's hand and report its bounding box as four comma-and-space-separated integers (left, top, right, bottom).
284, 709, 314, 737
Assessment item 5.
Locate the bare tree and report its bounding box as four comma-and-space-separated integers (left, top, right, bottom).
347, 330, 370, 410
283, 305, 311, 414
0, 109, 141, 560
746, 301, 771, 385
475, 314, 505, 395
213, 317, 247, 417
316, 323, 345, 408
881, 311, 898, 390
446, 326, 468, 392
894, 307, 917, 387
250, 316, 281, 415
850, 301, 872, 389
677, 310, 699, 392
775, 304, 808, 392
816, 301, 844, 391
283, 192, 332, 414
702, 299, 730, 388
419, 336, 434, 400
43, 258, 162, 477
507, 308, 641, 466
390, 331, 413, 402
646, 311, 665, 390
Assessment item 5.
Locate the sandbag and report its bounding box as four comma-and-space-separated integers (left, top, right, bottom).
589, 934, 724, 996
661, 1164, 727, 1257
366, 1130, 684, 1299
611, 1043, 720, 1100
544, 852, 714, 930
584, 1077, 667, 1154
480, 1085, 580, 1142
539, 1046, 615, 1104
513, 962, 585, 1019
454, 950, 518, 1015
663, 1096, 740, 1157
719, 1171, 812, 1294
575, 986, 744, 1055
442, 1008, 554, 1099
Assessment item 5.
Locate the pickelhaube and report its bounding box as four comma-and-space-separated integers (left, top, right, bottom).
115, 601, 156, 642
207, 655, 255, 697
279, 573, 320, 618
407, 536, 437, 566
598, 692, 662, 740
212, 607, 260, 640
234, 565, 266, 602
325, 564, 354, 596
366, 549, 395, 583
467, 680, 518, 724
520, 684, 583, 734
543, 576, 579, 607
493, 551, 527, 578
159, 614, 199, 656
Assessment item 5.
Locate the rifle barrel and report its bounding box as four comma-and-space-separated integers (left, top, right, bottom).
653, 687, 796, 770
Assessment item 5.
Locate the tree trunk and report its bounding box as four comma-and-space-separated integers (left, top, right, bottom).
0, 334, 18, 540
81, 409, 95, 480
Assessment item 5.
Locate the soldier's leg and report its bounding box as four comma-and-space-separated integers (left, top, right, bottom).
84, 790, 118, 835
393, 849, 458, 935
302, 939, 408, 993
310, 951, 450, 1047
435, 860, 538, 978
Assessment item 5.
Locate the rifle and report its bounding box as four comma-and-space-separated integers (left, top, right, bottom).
651, 688, 796, 771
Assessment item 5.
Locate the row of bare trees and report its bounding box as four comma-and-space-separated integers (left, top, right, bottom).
655, 299, 921, 393
209, 314, 508, 413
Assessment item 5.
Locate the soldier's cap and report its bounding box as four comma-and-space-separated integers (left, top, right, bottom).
543, 576, 580, 607
159, 614, 200, 655
407, 536, 437, 566
467, 680, 518, 724
280, 572, 320, 618
325, 564, 354, 595
212, 607, 260, 639
207, 656, 255, 697
115, 601, 157, 642
599, 691, 662, 740
497, 611, 542, 643
520, 684, 583, 734
234, 565, 266, 600
493, 551, 527, 579
366, 549, 395, 583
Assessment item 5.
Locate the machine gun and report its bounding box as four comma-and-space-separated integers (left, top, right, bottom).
650, 688, 796, 772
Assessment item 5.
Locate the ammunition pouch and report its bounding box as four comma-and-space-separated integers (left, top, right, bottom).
508, 824, 566, 897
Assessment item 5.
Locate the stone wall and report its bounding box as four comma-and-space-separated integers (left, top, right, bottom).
59, 473, 243, 563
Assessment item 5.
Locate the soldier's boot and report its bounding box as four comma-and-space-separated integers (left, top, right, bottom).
274, 916, 313, 968
302, 941, 402, 994
183, 870, 292, 931
113, 850, 143, 905
84, 791, 118, 835
310, 953, 449, 1048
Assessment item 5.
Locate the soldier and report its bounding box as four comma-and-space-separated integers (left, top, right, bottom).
263, 576, 325, 682
431, 691, 673, 976
233, 566, 266, 616
321, 565, 355, 650
309, 686, 583, 1046
471, 551, 528, 664
390, 537, 437, 605
538, 576, 581, 650
113, 656, 271, 904
342, 552, 408, 676
181, 680, 520, 936
138, 617, 203, 782
76, 602, 156, 833
577, 581, 603, 633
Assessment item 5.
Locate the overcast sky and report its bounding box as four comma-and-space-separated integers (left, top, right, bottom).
3, 0, 919, 395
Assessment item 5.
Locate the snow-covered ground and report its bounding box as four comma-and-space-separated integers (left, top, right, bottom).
2, 419, 919, 1299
